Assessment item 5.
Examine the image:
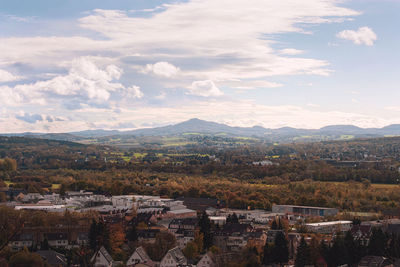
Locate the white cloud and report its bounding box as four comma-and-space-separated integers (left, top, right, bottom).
307, 103, 320, 108
223, 80, 283, 90
187, 80, 223, 97
0, 1, 359, 81
125, 86, 144, 99
0, 69, 21, 82
337, 27, 377, 46
0, 1, 373, 132
15, 112, 64, 124
0, 57, 142, 107
385, 106, 400, 112
279, 48, 304, 55
141, 62, 180, 77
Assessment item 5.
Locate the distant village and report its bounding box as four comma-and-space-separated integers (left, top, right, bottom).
2, 188, 400, 267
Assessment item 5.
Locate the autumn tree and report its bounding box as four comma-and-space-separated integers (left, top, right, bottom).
144, 231, 176, 261
9, 249, 43, 267
183, 242, 198, 260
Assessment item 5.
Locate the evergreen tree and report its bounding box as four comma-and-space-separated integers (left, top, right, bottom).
328, 233, 347, 267
89, 219, 98, 250
295, 236, 311, 267
344, 230, 356, 266
319, 240, 329, 264
88, 219, 111, 251
263, 242, 272, 265
368, 228, 387, 256
388, 234, 400, 258
227, 213, 238, 224
272, 231, 289, 265
41, 238, 49, 250
126, 224, 138, 242
97, 220, 111, 251
271, 219, 278, 230
278, 218, 283, 230
199, 211, 213, 249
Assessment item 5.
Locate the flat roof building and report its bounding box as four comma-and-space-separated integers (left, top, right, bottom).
272, 204, 338, 217
305, 221, 352, 234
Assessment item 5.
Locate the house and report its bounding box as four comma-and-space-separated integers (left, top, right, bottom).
209, 216, 226, 226
175, 229, 195, 249
225, 235, 248, 252
245, 231, 267, 248
127, 246, 154, 267
351, 225, 372, 246
213, 224, 253, 252
8, 233, 34, 251
36, 250, 67, 267
91, 246, 115, 267
358, 256, 392, 267
77, 232, 89, 246
46, 233, 69, 248
168, 218, 198, 233
220, 223, 252, 235
160, 247, 187, 267
196, 252, 216, 267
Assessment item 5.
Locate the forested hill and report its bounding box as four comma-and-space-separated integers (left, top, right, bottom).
0, 136, 107, 170
4, 118, 400, 145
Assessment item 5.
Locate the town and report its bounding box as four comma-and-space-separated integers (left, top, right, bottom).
2, 188, 400, 267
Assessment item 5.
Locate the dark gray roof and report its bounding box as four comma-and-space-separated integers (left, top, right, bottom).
11, 233, 34, 241
359, 256, 392, 267
37, 250, 67, 267
45, 233, 68, 241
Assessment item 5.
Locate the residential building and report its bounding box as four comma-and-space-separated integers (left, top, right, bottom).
168, 218, 198, 233
351, 225, 372, 246
160, 247, 187, 267
77, 232, 89, 246
91, 246, 115, 267
196, 252, 217, 267
8, 233, 34, 251
46, 233, 69, 248
126, 246, 154, 267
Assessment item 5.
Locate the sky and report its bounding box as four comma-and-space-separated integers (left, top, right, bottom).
0, 0, 399, 133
